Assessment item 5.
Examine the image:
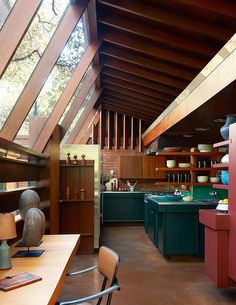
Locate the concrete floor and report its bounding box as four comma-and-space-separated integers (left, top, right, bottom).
59, 225, 236, 305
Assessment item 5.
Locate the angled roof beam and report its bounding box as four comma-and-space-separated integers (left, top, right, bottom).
0, 0, 42, 77
142, 46, 236, 146
65, 88, 102, 143
73, 108, 100, 144
98, 0, 230, 41
0, 0, 90, 141
32, 41, 101, 152
103, 57, 187, 89
60, 65, 101, 138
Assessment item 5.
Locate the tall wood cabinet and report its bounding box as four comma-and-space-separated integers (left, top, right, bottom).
59, 160, 94, 253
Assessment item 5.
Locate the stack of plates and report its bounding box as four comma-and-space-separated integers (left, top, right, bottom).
197, 144, 213, 152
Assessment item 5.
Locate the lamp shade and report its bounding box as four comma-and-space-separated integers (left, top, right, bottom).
0, 213, 17, 240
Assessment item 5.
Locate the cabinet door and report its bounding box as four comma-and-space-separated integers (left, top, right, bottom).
143, 156, 165, 178
120, 155, 143, 178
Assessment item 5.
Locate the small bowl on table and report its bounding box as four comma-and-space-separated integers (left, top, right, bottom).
197, 176, 209, 183
182, 196, 193, 202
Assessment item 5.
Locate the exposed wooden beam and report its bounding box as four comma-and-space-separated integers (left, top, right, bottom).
65, 89, 102, 144
142, 47, 236, 146
101, 45, 196, 81
103, 29, 207, 70
104, 85, 169, 107
99, 11, 216, 57
101, 75, 174, 102
0, 0, 42, 77
0, 1, 89, 141
60, 65, 100, 138
103, 99, 155, 121
103, 57, 187, 89
102, 68, 180, 96
32, 41, 101, 152
98, 0, 230, 41
73, 108, 96, 143
103, 96, 160, 117
104, 91, 165, 112
80, 110, 100, 144
176, 0, 236, 18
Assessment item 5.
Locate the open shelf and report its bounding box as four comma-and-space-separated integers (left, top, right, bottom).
213, 163, 229, 169
155, 167, 213, 171
213, 140, 230, 148
155, 182, 213, 186
212, 183, 228, 190
156, 151, 221, 156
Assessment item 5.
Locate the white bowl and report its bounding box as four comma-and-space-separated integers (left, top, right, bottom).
198, 144, 213, 149
197, 176, 208, 183
182, 196, 193, 202
166, 160, 176, 168
178, 163, 191, 168
210, 177, 220, 183
221, 154, 229, 163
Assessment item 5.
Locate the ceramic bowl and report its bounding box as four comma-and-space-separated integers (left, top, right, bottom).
182, 196, 193, 202
197, 175, 208, 183
210, 177, 220, 183
166, 160, 176, 168
221, 154, 229, 163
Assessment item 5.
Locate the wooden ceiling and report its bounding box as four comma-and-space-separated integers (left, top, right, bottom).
95, 0, 236, 142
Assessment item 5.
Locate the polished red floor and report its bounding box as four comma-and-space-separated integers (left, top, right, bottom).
59, 225, 236, 305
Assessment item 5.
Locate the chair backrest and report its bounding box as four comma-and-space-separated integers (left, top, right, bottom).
98, 246, 120, 284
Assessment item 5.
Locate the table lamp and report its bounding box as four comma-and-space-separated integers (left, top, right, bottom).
0, 213, 17, 269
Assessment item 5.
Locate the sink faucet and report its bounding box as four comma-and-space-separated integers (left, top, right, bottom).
209, 191, 218, 197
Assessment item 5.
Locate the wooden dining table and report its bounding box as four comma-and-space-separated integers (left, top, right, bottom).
0, 234, 80, 305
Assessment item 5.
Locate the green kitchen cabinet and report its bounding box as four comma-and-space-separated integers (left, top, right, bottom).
102, 191, 145, 222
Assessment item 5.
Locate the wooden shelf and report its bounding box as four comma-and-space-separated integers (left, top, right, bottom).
155, 182, 213, 186
213, 140, 230, 148
0, 184, 47, 197
155, 167, 214, 171
212, 183, 228, 190
59, 199, 93, 203
213, 163, 229, 169
156, 151, 222, 156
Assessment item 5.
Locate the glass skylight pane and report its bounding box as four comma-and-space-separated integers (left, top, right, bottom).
16, 14, 87, 145
0, 0, 17, 29
0, 0, 69, 130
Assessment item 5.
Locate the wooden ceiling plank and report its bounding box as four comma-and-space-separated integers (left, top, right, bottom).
103, 57, 187, 89
102, 68, 180, 96
101, 45, 196, 81
60, 65, 101, 137
103, 96, 160, 117
103, 29, 207, 69
32, 41, 101, 152
104, 91, 166, 111
103, 99, 156, 119
103, 84, 170, 107
176, 0, 236, 18
142, 47, 236, 146
101, 75, 174, 102
98, 0, 230, 40
99, 12, 216, 57
65, 89, 102, 143
0, 1, 90, 141
103, 104, 152, 122
0, 0, 42, 77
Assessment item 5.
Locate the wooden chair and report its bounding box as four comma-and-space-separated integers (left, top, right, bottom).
58, 246, 120, 305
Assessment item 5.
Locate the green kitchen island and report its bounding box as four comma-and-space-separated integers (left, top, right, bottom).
102, 191, 145, 222
147, 197, 218, 256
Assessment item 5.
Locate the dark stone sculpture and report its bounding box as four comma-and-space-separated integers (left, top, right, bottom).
19, 190, 40, 220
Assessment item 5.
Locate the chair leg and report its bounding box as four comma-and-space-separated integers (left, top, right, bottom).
96, 278, 107, 305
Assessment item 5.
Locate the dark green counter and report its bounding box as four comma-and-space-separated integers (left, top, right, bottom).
147, 198, 217, 256
102, 191, 145, 222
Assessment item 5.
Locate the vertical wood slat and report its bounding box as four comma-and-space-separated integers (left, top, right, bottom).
0, 0, 42, 77
66, 89, 102, 144
138, 119, 142, 152
60, 65, 100, 138
114, 112, 121, 149
32, 41, 101, 152
99, 109, 106, 149
0, 1, 90, 141
130, 117, 134, 150
122, 114, 127, 149
92, 123, 98, 144
107, 110, 112, 149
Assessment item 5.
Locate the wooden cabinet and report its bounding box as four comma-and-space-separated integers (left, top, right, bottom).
59, 160, 94, 253
143, 156, 165, 179
119, 155, 143, 178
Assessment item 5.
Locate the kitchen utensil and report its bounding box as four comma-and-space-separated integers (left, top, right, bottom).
197, 175, 208, 183
166, 160, 176, 168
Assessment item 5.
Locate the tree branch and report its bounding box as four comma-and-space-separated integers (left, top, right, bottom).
52, 0, 58, 15
13, 50, 42, 62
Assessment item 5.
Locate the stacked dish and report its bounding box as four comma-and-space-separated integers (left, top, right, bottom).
178, 163, 191, 168
197, 175, 208, 183
197, 144, 213, 152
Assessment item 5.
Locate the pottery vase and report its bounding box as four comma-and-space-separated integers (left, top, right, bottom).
220, 114, 236, 140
